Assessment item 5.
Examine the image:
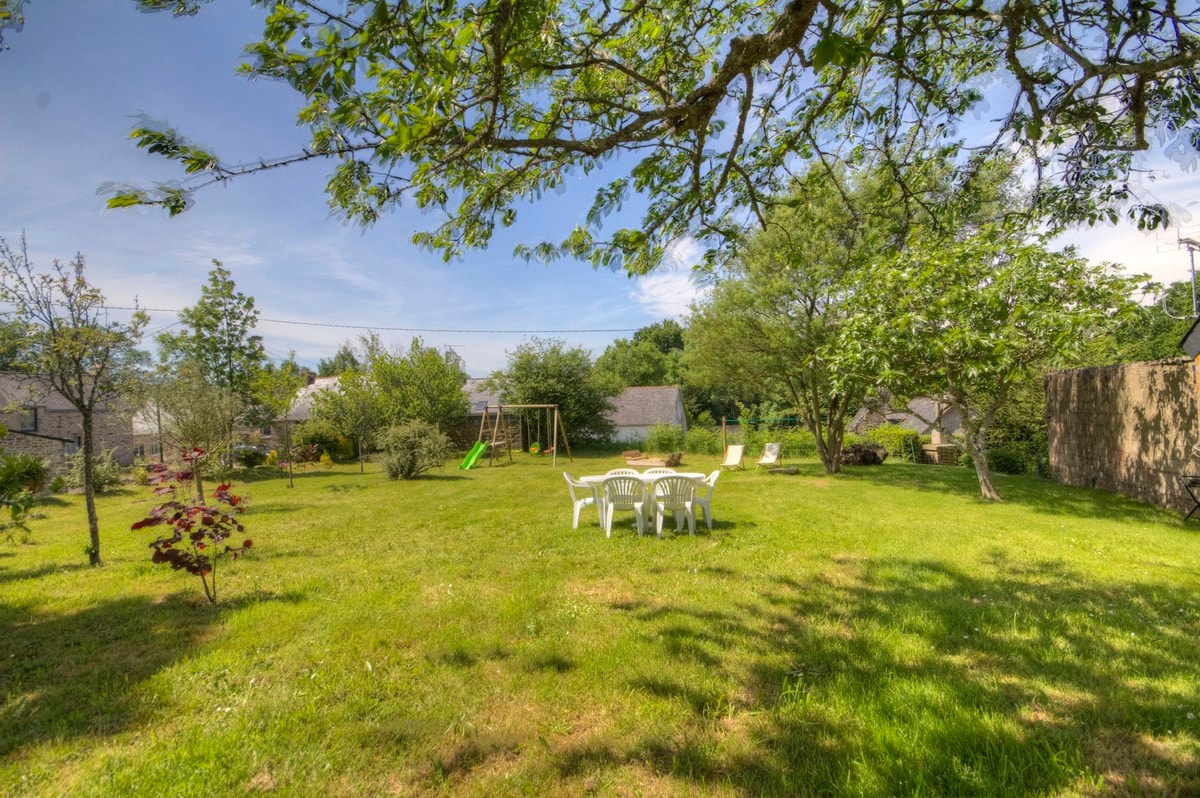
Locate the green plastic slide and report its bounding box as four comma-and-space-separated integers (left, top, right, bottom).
459, 440, 487, 470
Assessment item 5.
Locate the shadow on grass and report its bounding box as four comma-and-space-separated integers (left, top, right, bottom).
0, 561, 88, 586
0, 589, 305, 759
0, 594, 219, 757
547, 558, 1200, 795
836, 462, 1172, 523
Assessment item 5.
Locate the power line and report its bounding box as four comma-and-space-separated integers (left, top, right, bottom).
102, 306, 639, 335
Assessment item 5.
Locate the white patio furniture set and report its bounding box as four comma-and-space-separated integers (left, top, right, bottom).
563, 467, 720, 538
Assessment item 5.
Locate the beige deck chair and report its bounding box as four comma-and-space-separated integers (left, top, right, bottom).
756, 442, 782, 470
721, 444, 744, 471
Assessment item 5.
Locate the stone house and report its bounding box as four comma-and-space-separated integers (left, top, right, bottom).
608, 386, 688, 443
0, 373, 135, 468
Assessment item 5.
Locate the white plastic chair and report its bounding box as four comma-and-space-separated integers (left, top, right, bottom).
649, 476, 697, 537
643, 467, 677, 476
563, 472, 600, 529
694, 470, 720, 532
605, 467, 638, 477
721, 444, 744, 471
756, 442, 782, 470
601, 476, 648, 537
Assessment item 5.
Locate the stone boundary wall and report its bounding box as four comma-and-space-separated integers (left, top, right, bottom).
1046, 360, 1198, 513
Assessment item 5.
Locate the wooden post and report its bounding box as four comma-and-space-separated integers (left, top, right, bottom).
555, 406, 573, 463
721, 417, 727, 450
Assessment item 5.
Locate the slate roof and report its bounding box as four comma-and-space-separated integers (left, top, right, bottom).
464, 378, 500, 415
0, 373, 90, 412
609, 386, 682, 427
286, 376, 341, 422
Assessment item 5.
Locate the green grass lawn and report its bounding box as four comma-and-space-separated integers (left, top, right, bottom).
2, 453, 1198, 797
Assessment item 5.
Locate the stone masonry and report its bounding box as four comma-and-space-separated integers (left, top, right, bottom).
1046, 360, 1199, 514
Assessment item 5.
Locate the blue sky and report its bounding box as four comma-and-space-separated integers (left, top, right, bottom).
3, 2, 1199, 375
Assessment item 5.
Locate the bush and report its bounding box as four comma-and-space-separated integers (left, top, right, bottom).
235, 446, 267, 468
0, 454, 49, 494
780, 427, 818, 459
292, 419, 353, 460
65, 449, 123, 493
644, 423, 685, 453
987, 446, 1027, 475
865, 425, 924, 462
684, 427, 721, 456
376, 420, 452, 480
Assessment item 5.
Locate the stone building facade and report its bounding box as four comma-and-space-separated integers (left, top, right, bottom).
0, 374, 135, 469
1046, 360, 1198, 513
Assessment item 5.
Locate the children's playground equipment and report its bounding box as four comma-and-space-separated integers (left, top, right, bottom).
467, 403, 572, 467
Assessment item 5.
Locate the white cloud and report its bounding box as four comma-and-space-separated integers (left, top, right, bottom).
630, 238, 710, 318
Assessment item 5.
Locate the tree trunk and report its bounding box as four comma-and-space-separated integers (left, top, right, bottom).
358, 435, 364, 473
81, 414, 102, 566
965, 428, 1002, 501
284, 419, 294, 489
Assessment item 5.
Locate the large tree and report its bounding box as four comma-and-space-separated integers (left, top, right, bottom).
312, 366, 386, 473
111, 1, 1199, 273
686, 164, 876, 473
490, 338, 617, 445
0, 236, 148, 565
836, 224, 1138, 501
371, 337, 469, 431
158, 261, 266, 402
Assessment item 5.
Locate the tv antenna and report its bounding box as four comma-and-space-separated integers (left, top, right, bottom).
1157, 226, 1200, 317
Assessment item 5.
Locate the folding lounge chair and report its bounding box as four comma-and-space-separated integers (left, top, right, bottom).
756, 442, 782, 470
721, 444, 744, 471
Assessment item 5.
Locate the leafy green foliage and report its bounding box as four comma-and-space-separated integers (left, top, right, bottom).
310, 369, 381, 474
987, 447, 1027, 476
1106, 279, 1198, 363
686, 163, 890, 473
152, 363, 243, 499
593, 338, 679, 389
683, 426, 722, 456
317, 341, 360, 377
133, 456, 252, 604
836, 223, 1140, 500
112, 1, 1200, 272
157, 262, 266, 406
0, 453, 47, 495
0, 447, 37, 543
865, 426, 924, 463
490, 338, 617, 445
370, 337, 469, 431
291, 418, 353, 460
65, 450, 123, 494
644, 423, 685, 453
234, 447, 267, 468
376, 420, 451, 480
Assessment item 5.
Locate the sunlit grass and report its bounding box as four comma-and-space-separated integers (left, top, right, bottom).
2, 453, 1198, 796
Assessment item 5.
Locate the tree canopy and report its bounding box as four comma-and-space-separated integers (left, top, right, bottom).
835, 224, 1139, 500
490, 337, 617, 445
0, 236, 148, 565
110, 0, 1199, 274
157, 261, 266, 403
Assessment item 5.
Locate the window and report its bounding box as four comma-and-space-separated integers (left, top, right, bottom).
18, 408, 36, 432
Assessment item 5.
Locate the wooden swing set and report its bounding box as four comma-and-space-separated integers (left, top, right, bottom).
475, 403, 572, 466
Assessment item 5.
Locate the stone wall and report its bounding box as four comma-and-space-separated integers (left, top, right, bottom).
0, 407, 135, 469
1046, 360, 1199, 513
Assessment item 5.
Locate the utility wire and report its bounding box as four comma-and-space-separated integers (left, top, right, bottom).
103, 306, 639, 335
